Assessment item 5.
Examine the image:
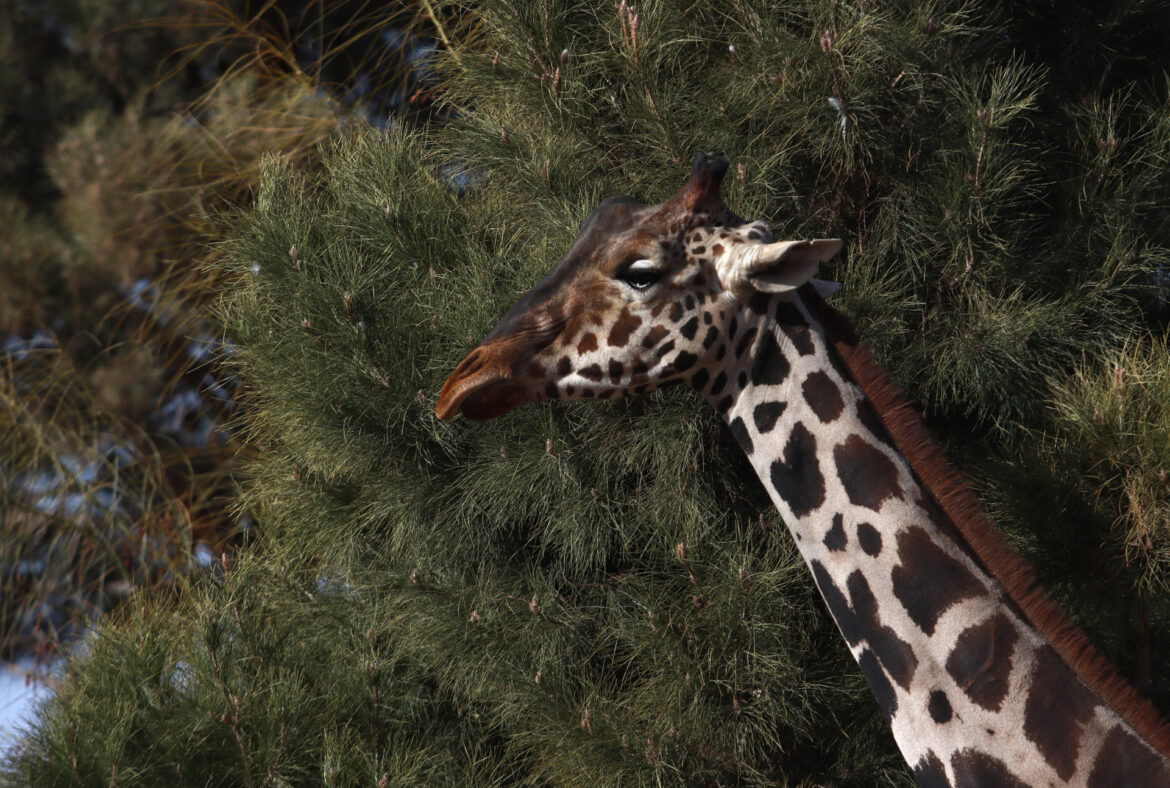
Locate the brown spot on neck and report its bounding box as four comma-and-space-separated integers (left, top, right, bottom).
833, 435, 903, 512
1088, 726, 1170, 786
769, 422, 825, 518
1024, 646, 1101, 781
802, 370, 844, 422
890, 525, 984, 636
950, 750, 1028, 787
946, 613, 1018, 711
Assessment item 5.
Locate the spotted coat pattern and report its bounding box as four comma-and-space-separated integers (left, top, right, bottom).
436, 154, 1170, 787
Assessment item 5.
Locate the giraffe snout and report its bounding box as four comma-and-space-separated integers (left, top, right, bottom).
450, 345, 488, 381
435, 336, 551, 421
437, 345, 501, 420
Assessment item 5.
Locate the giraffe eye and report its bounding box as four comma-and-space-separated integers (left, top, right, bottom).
617, 259, 664, 291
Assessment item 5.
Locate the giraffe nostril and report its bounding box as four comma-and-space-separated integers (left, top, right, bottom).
454, 347, 486, 379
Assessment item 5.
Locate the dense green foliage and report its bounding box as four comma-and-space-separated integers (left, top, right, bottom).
0, 0, 445, 664
5, 0, 1170, 785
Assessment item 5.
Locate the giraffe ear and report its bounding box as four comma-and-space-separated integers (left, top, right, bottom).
811, 278, 842, 299
744, 238, 843, 293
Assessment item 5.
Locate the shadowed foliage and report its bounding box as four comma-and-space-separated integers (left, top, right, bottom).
1, 0, 452, 665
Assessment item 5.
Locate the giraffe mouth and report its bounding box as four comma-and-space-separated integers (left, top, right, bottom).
436, 341, 542, 421
437, 315, 566, 421
436, 373, 535, 421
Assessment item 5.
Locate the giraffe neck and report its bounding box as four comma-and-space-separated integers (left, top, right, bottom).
698, 287, 1170, 787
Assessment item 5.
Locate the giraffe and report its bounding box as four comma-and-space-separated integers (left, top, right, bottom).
435, 152, 1170, 786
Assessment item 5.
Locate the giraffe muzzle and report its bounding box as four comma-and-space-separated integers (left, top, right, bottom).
435, 337, 548, 421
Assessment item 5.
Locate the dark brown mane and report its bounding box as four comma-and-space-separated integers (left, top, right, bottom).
805, 290, 1170, 757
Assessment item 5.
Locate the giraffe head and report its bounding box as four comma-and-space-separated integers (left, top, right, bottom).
436, 153, 842, 420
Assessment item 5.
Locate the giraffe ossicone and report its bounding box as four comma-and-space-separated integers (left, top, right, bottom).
436, 153, 1170, 786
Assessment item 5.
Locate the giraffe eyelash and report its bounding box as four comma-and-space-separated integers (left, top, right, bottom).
616, 258, 664, 290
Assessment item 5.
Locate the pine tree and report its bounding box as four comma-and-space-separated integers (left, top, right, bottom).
0, 0, 446, 673
5, 1, 1169, 785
